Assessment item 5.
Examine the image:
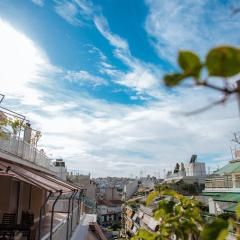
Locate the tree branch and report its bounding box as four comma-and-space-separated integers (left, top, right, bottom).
198, 81, 238, 94
183, 96, 228, 116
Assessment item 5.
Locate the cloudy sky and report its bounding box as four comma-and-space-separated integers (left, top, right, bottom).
0, 0, 240, 177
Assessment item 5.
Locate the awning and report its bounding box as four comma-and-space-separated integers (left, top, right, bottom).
201, 192, 222, 197
224, 203, 237, 213
214, 193, 240, 202
0, 159, 81, 193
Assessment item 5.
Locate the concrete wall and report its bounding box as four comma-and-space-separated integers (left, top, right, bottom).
0, 175, 46, 224
123, 181, 138, 200
0, 176, 12, 220
105, 187, 121, 201
185, 162, 206, 177
30, 185, 45, 219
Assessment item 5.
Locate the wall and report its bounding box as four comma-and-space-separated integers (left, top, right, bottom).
30, 185, 45, 218
185, 162, 206, 177
105, 187, 121, 201
0, 176, 11, 220
123, 181, 138, 200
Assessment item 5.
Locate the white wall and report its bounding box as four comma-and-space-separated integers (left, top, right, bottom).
185, 162, 206, 177
123, 181, 138, 200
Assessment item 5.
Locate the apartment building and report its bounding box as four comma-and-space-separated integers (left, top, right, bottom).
202, 151, 240, 215
97, 200, 122, 227
164, 155, 206, 185
123, 196, 159, 239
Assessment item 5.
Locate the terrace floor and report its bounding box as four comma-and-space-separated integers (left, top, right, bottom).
39, 212, 68, 240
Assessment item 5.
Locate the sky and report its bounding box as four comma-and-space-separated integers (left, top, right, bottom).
0, 0, 240, 177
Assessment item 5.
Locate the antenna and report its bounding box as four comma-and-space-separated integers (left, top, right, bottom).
230, 146, 234, 160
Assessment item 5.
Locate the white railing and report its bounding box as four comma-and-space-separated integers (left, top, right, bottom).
0, 133, 51, 169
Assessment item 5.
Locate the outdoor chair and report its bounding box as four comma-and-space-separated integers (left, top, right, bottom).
19, 212, 34, 240
0, 213, 17, 240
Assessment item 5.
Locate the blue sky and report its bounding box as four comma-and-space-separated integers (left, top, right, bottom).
0, 0, 240, 177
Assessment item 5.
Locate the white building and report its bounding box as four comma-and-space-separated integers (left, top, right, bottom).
123, 180, 139, 201
97, 200, 122, 226
164, 155, 206, 184
52, 158, 67, 180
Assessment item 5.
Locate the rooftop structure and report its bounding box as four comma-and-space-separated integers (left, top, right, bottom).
164, 155, 206, 185
202, 150, 240, 215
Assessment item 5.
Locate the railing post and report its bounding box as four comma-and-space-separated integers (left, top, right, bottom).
77, 190, 82, 225
50, 191, 62, 240
70, 191, 78, 236
38, 191, 52, 240
66, 191, 75, 240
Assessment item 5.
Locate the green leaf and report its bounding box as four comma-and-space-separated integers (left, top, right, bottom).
206, 46, 240, 77
200, 218, 228, 240
146, 191, 159, 206
236, 203, 240, 219
133, 229, 157, 240
216, 229, 228, 240
164, 73, 186, 87
178, 51, 201, 78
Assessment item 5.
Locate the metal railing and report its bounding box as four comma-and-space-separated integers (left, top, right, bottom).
205, 175, 233, 189
0, 132, 51, 169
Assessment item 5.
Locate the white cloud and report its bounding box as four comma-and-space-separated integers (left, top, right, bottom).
0, 19, 52, 105
94, 16, 129, 51
93, 15, 162, 97
1, 8, 240, 177
64, 70, 108, 86
31, 0, 45, 7
25, 88, 239, 177
145, 0, 240, 64
55, 1, 83, 26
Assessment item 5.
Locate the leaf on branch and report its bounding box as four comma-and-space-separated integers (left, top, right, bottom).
206, 46, 240, 77
164, 73, 186, 87
200, 218, 228, 240
146, 191, 159, 206
236, 203, 240, 219
178, 51, 202, 78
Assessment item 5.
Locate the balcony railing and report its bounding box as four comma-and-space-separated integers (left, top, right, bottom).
0, 133, 51, 169
205, 176, 233, 189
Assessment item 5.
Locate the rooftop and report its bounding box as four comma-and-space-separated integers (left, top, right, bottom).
215, 160, 240, 175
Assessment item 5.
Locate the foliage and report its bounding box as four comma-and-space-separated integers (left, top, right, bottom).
164, 46, 240, 112
0, 116, 9, 139
200, 218, 228, 240
132, 189, 203, 240
131, 187, 240, 240
9, 118, 23, 135
31, 130, 42, 146
0, 117, 23, 137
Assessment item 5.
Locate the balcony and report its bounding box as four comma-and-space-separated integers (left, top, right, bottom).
204, 175, 240, 192
0, 132, 51, 170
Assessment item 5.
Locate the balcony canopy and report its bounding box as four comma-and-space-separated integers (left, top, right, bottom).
0, 159, 81, 194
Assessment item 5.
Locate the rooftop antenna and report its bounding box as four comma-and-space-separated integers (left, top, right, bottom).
230, 146, 234, 160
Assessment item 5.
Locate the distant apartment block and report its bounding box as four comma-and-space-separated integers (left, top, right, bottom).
202, 149, 240, 215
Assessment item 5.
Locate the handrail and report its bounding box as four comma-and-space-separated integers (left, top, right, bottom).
0, 133, 51, 169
